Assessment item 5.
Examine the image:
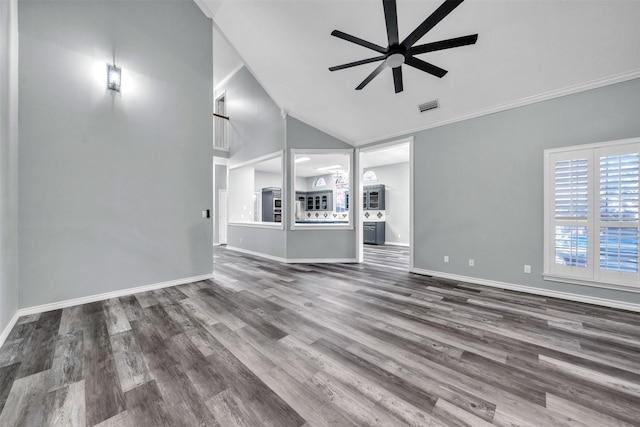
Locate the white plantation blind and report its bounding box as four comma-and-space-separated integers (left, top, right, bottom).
555, 159, 588, 219
544, 138, 640, 290
599, 154, 639, 222
598, 150, 639, 277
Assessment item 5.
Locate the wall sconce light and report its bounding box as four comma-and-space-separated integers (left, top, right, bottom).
107, 64, 121, 92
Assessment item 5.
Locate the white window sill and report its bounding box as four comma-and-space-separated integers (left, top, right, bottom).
291, 222, 353, 231
228, 221, 284, 230
542, 273, 640, 294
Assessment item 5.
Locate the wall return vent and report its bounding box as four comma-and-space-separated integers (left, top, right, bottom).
418, 100, 439, 113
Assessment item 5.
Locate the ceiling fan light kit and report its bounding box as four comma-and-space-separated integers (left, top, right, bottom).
329, 0, 478, 94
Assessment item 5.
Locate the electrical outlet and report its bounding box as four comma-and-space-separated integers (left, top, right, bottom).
468, 259, 474, 267
524, 264, 531, 274
444, 255, 449, 263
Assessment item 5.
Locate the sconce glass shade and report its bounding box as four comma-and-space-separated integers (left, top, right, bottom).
107, 64, 121, 91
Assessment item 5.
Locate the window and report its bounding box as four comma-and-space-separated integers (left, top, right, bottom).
313, 177, 326, 188
363, 170, 378, 182
335, 173, 348, 212
227, 151, 283, 228
290, 149, 353, 229
544, 138, 640, 290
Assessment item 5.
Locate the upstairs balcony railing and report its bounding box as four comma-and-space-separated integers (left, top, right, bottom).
214, 112, 229, 150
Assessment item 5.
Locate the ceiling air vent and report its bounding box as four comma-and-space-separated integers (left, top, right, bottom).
418, 100, 439, 113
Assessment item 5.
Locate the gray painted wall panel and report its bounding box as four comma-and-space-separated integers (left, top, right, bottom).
218, 67, 356, 261
226, 67, 285, 165
287, 116, 351, 149
410, 79, 640, 304
18, 0, 213, 308
285, 122, 356, 260
227, 226, 286, 259
0, 0, 19, 333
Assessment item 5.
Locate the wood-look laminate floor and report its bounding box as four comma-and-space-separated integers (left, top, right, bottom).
2, 247, 640, 426
364, 244, 410, 271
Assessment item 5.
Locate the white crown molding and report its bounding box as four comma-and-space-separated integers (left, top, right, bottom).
214, 63, 245, 95
411, 268, 640, 313
357, 70, 640, 146
193, 0, 214, 19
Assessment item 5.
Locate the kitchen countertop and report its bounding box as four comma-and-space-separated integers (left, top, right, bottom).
295, 220, 349, 224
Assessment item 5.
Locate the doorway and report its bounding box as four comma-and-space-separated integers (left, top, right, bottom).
213, 157, 228, 246
357, 138, 413, 270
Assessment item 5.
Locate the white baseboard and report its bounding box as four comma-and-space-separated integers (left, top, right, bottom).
287, 258, 358, 264
411, 268, 640, 313
225, 245, 357, 264
383, 242, 410, 247
0, 311, 20, 348
226, 246, 287, 263
13, 273, 214, 320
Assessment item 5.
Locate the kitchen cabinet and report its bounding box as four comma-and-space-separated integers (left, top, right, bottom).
300, 190, 333, 211
363, 185, 385, 210
261, 187, 281, 222
364, 221, 385, 245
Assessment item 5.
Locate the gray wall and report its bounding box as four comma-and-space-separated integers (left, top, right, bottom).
225, 66, 285, 165
365, 162, 410, 245
286, 118, 357, 260
18, 0, 213, 308
0, 0, 19, 333
221, 66, 286, 258
220, 69, 356, 261
255, 170, 281, 191
405, 78, 640, 304
287, 116, 352, 149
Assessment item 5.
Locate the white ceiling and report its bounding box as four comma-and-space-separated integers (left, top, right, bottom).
212, 24, 243, 90
200, 0, 640, 146
255, 153, 351, 177
361, 142, 410, 168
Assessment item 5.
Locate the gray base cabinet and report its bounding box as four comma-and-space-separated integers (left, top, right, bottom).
364, 221, 385, 245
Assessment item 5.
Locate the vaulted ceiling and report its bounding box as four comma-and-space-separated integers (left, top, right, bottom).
198, 0, 640, 146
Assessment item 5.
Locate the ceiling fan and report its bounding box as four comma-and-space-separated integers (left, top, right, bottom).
329, 0, 478, 93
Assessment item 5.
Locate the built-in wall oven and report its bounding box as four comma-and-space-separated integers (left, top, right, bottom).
273, 198, 282, 222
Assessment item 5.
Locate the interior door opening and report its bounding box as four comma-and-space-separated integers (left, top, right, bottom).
358, 140, 413, 271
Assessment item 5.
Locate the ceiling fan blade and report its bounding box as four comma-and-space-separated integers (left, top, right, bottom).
392, 66, 403, 93
329, 56, 386, 72
331, 30, 387, 54
409, 34, 478, 55
356, 61, 388, 90
402, 0, 465, 48
405, 57, 448, 78
383, 0, 399, 46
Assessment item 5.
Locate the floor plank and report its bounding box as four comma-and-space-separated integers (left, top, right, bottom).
0, 245, 639, 426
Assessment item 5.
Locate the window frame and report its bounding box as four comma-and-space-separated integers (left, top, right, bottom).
543, 137, 640, 292
290, 148, 354, 231
227, 150, 284, 230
